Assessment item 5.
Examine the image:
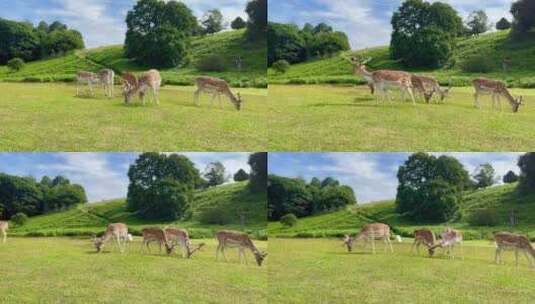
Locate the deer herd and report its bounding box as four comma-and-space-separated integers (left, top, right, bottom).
75, 69, 243, 111
346, 56, 523, 112
344, 223, 535, 269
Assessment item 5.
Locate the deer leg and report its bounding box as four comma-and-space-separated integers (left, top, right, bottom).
216, 244, 221, 261
210, 94, 217, 107
411, 241, 416, 254
194, 90, 201, 106
407, 87, 416, 105
515, 249, 519, 267
371, 237, 376, 254
474, 92, 480, 108
495, 247, 501, 264
388, 237, 393, 253
218, 94, 223, 109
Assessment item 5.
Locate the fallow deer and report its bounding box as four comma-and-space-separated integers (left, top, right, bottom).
216, 230, 267, 266
141, 227, 174, 255
165, 228, 205, 258
473, 78, 522, 112
343, 223, 393, 254
0, 221, 8, 243
428, 228, 463, 259
76, 71, 99, 97
194, 76, 242, 111
98, 68, 115, 98
411, 229, 435, 255
494, 232, 535, 268
411, 75, 451, 103
122, 70, 161, 105
94, 223, 129, 253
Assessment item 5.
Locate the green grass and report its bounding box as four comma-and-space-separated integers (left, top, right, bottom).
269, 30, 535, 87
10, 182, 267, 238
0, 237, 267, 304
267, 85, 535, 151
269, 238, 535, 304
0, 82, 267, 151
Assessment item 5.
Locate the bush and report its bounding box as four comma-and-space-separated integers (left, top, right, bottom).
280, 213, 298, 227
467, 209, 500, 226
272, 60, 290, 74
7, 58, 24, 72
198, 207, 234, 225
195, 55, 227, 72
460, 54, 494, 73
11, 212, 28, 226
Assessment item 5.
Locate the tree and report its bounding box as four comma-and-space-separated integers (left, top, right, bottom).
503, 170, 519, 183
320, 177, 339, 188
417, 180, 460, 222
308, 31, 350, 58
0, 18, 40, 64
233, 169, 249, 182
267, 23, 306, 65
496, 17, 512, 30
245, 0, 267, 41
267, 175, 312, 220
11, 212, 28, 226
37, 21, 49, 33
248, 152, 267, 192
280, 213, 298, 227
466, 10, 491, 35
517, 152, 535, 193
510, 0, 535, 34
271, 59, 290, 73
316, 185, 356, 211
201, 9, 225, 34
231, 17, 247, 30
0, 174, 42, 219
124, 0, 197, 68
203, 161, 226, 187
7, 58, 24, 72
472, 163, 496, 189
41, 29, 84, 57
48, 21, 67, 32
313, 23, 333, 34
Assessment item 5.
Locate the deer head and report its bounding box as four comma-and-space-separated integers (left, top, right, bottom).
512, 96, 523, 113
165, 243, 175, 255
439, 79, 453, 101
121, 73, 138, 104
232, 93, 242, 111
254, 250, 268, 266
186, 242, 205, 258
343, 235, 354, 252
93, 235, 104, 253
344, 56, 372, 75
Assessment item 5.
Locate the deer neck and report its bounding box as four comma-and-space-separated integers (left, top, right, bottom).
499, 88, 518, 107
356, 66, 373, 80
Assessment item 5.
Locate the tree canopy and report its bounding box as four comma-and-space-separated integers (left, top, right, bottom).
466, 10, 491, 35
517, 152, 535, 193
496, 17, 512, 30
510, 0, 535, 34
201, 9, 225, 34
231, 17, 247, 30
245, 0, 267, 41
203, 161, 227, 187
248, 152, 267, 192
472, 163, 496, 189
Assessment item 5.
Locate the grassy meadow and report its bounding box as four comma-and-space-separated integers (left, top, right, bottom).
0, 237, 267, 304
269, 238, 535, 304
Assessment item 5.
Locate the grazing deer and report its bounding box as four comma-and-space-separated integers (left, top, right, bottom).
0, 221, 8, 243
194, 76, 242, 111
411, 75, 451, 103
343, 223, 393, 254
98, 69, 115, 98
473, 78, 523, 112
122, 70, 161, 105
428, 228, 463, 259
94, 223, 129, 253
165, 228, 205, 258
76, 71, 100, 97
494, 232, 535, 268
411, 229, 436, 255
141, 227, 174, 255
346, 56, 416, 105
216, 230, 267, 266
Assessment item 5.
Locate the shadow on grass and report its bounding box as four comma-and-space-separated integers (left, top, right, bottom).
309, 103, 379, 108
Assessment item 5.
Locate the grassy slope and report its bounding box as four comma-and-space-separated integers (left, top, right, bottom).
0, 29, 267, 87
269, 30, 535, 87
269, 183, 535, 239
10, 182, 267, 238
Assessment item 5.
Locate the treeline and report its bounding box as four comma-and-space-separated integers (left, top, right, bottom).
0, 174, 87, 220
0, 19, 84, 65
267, 22, 350, 66
268, 175, 356, 220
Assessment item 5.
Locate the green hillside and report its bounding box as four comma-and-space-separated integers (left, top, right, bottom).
10, 182, 267, 238
0, 29, 267, 88
269, 183, 535, 240
269, 30, 535, 88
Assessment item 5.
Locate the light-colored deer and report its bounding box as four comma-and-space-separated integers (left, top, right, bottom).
215, 230, 267, 266
411, 229, 436, 255
165, 228, 205, 258
94, 223, 129, 253
494, 232, 535, 268
98, 68, 115, 98
346, 56, 416, 105
428, 228, 463, 259
141, 227, 174, 255
194, 76, 242, 111
343, 223, 393, 254
76, 71, 100, 97
411, 75, 451, 103
122, 70, 161, 105
473, 78, 522, 112
0, 221, 8, 243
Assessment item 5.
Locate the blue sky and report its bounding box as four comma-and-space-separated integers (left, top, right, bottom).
269, 153, 523, 204
0, 0, 249, 48
0, 152, 251, 202
269, 0, 515, 49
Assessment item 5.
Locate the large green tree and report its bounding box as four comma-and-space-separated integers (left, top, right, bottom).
267, 23, 306, 65
517, 152, 535, 193
510, 0, 535, 34
245, 0, 267, 41
0, 18, 40, 64
466, 10, 491, 35
203, 161, 226, 187
201, 9, 225, 34
248, 152, 267, 192
472, 163, 496, 189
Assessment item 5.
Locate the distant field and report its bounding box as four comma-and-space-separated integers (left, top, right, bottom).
269, 238, 535, 304
268, 85, 535, 151
0, 237, 267, 304
0, 83, 268, 151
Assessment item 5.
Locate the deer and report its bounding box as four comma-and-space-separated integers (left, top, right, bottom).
94, 223, 129, 253
0, 221, 8, 243
343, 223, 393, 254
164, 228, 205, 258
76, 71, 100, 97
494, 232, 535, 269
194, 76, 242, 111
98, 68, 115, 98
215, 230, 267, 266
345, 56, 416, 105
428, 228, 463, 259
472, 78, 523, 112
141, 227, 174, 255
122, 69, 161, 105
411, 229, 436, 255
411, 75, 451, 103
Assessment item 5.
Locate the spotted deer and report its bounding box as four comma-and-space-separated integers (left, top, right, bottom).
94, 223, 129, 253
194, 76, 242, 111
141, 227, 174, 255
411, 229, 436, 255
216, 230, 267, 266
343, 223, 393, 254
494, 232, 535, 268
165, 228, 205, 258
76, 71, 100, 96
428, 228, 463, 259
122, 70, 161, 105
98, 68, 115, 98
411, 75, 451, 103
472, 78, 522, 112
0, 221, 8, 243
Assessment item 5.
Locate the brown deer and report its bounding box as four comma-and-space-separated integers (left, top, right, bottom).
141, 227, 174, 255
165, 228, 205, 258
0, 221, 8, 243
494, 232, 535, 268
94, 223, 129, 253
98, 68, 115, 98
473, 78, 522, 112
76, 71, 100, 96
194, 76, 242, 111
215, 230, 267, 266
411, 75, 451, 103
122, 70, 162, 105
428, 228, 463, 259
343, 223, 393, 254
411, 229, 436, 255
